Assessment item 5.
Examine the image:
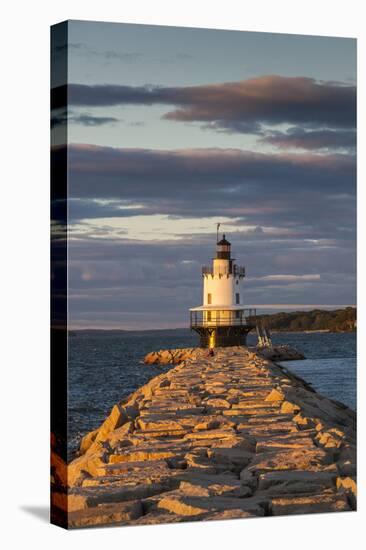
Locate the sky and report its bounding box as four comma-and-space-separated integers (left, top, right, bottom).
51, 20, 356, 329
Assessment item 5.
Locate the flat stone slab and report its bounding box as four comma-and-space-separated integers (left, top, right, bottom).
157, 492, 267, 517
270, 491, 350, 515
68, 501, 143, 528
257, 469, 338, 496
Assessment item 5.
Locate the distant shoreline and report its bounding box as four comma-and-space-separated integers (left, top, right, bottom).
65, 306, 356, 335
67, 328, 356, 335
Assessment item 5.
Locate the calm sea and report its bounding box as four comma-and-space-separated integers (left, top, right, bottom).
67, 330, 356, 460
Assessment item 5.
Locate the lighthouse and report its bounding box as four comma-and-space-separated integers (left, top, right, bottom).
190, 233, 256, 348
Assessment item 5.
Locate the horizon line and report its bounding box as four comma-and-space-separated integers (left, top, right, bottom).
67, 304, 356, 331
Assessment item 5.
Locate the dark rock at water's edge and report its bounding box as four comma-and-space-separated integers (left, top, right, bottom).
256, 345, 305, 362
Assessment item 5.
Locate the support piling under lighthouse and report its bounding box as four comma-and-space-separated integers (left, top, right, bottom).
190, 321, 256, 348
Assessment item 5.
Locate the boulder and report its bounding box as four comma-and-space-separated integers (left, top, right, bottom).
248, 448, 331, 473
193, 419, 220, 431
68, 450, 108, 487
271, 492, 350, 516
239, 468, 258, 489
316, 428, 345, 449
265, 388, 285, 402
68, 501, 143, 528
258, 470, 337, 496
184, 428, 236, 441
157, 493, 266, 517
108, 421, 134, 448
280, 401, 301, 414
159, 379, 171, 388
79, 429, 98, 455
137, 418, 184, 432
207, 447, 253, 470
336, 476, 357, 495
144, 351, 160, 364
204, 398, 232, 409
108, 448, 179, 463
177, 472, 251, 498
256, 436, 315, 453
68, 481, 172, 511
157, 494, 206, 516
94, 404, 129, 443
212, 435, 256, 453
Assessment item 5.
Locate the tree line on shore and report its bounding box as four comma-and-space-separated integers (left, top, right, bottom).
256, 307, 356, 333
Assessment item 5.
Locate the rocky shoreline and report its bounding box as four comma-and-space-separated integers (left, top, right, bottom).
51, 346, 356, 529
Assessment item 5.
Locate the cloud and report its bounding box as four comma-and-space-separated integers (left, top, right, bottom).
255, 274, 321, 282
59, 42, 143, 62
51, 110, 119, 128
67, 199, 145, 222
51, 76, 356, 134
62, 144, 355, 201
260, 127, 356, 151
69, 114, 119, 127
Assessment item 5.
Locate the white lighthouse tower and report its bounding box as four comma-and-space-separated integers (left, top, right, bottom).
190, 233, 256, 348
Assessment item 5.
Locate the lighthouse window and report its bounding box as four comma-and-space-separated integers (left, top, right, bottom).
235, 293, 240, 304
207, 311, 212, 321
207, 293, 212, 304
235, 310, 240, 319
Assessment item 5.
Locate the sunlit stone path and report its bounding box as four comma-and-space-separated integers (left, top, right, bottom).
51, 347, 356, 528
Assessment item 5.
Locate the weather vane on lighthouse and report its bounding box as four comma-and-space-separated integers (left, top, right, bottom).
190, 229, 256, 348
216, 222, 221, 244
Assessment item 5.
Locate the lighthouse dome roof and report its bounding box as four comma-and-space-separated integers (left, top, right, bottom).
217, 234, 231, 246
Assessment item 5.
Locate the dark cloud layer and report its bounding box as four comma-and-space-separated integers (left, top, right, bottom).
52, 76, 356, 134
261, 127, 356, 151
69, 113, 119, 127
64, 144, 355, 201
51, 110, 118, 128
57, 144, 356, 244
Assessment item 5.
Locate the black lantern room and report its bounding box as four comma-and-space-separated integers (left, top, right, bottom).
216, 235, 231, 259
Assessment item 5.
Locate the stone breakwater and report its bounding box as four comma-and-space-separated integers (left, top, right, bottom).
144, 345, 305, 365
51, 347, 356, 529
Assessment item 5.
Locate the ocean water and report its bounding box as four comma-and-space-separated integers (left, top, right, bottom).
67, 330, 356, 460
